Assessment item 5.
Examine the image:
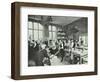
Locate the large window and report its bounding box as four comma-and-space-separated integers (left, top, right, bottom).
28, 22, 57, 41
79, 34, 88, 46
28, 21, 44, 41
28, 22, 33, 40
49, 25, 57, 40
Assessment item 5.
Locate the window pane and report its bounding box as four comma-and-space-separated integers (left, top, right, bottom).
53, 32, 57, 40
52, 26, 56, 31
49, 25, 52, 31
49, 32, 52, 39
79, 35, 88, 46
28, 21, 32, 29
34, 30, 38, 40
39, 31, 43, 40
58, 27, 62, 31
85, 36, 88, 45
39, 23, 44, 30
34, 22, 38, 30
28, 30, 33, 40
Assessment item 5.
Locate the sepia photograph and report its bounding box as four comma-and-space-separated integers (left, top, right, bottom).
28, 15, 88, 67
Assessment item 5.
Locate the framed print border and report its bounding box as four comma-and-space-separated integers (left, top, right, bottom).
11, 2, 98, 80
